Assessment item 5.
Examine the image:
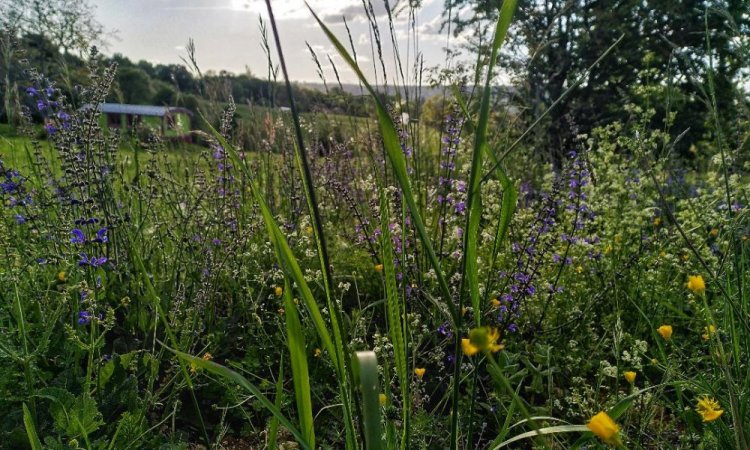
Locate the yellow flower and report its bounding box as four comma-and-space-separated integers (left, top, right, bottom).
314, 348, 322, 358
710, 228, 719, 237
414, 367, 426, 379
57, 271, 66, 282
379, 393, 387, 406
623, 371, 636, 384
463, 327, 504, 356
461, 338, 479, 356
374, 264, 383, 273
702, 324, 717, 341
274, 286, 283, 297
587, 411, 620, 445
490, 298, 501, 308
657, 325, 673, 340
653, 217, 661, 226
305, 226, 313, 234
202, 352, 213, 361
575, 265, 584, 274
686, 275, 706, 295
696, 396, 723, 422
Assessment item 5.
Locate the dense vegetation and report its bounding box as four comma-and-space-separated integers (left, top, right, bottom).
1, 0, 749, 449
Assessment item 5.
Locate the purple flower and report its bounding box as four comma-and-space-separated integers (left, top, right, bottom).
26, 87, 38, 96
94, 227, 108, 243
78, 311, 93, 325
15, 214, 26, 224
90, 256, 108, 267
71, 229, 85, 244
437, 322, 453, 338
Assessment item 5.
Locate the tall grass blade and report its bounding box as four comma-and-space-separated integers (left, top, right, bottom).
23, 403, 43, 450
451, 2, 518, 448
461, 0, 517, 328
283, 280, 315, 448
263, 1, 359, 445
378, 184, 409, 449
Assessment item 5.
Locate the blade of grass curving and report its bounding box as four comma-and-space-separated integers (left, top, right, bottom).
23, 403, 43, 450
263, 3, 358, 446
461, 0, 517, 328
166, 346, 311, 450
306, 2, 458, 326
377, 183, 410, 449
492, 425, 590, 449
353, 351, 383, 450
283, 280, 315, 448
204, 124, 337, 365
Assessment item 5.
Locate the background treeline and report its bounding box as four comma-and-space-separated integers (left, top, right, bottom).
0, 31, 374, 127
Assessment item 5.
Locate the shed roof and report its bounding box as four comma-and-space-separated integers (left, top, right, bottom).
85, 103, 192, 117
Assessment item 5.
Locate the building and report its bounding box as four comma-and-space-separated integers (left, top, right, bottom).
84, 103, 193, 141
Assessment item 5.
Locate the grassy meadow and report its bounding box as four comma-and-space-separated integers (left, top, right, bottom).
1, 1, 749, 449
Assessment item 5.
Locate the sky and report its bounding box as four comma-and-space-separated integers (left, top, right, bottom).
91, 0, 472, 84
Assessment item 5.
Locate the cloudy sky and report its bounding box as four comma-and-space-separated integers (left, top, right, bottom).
92, 0, 472, 84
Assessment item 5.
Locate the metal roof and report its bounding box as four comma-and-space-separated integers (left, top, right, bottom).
85, 103, 192, 117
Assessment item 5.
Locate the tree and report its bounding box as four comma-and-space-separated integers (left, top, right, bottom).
16, 0, 106, 55
115, 67, 152, 104
444, 0, 750, 159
